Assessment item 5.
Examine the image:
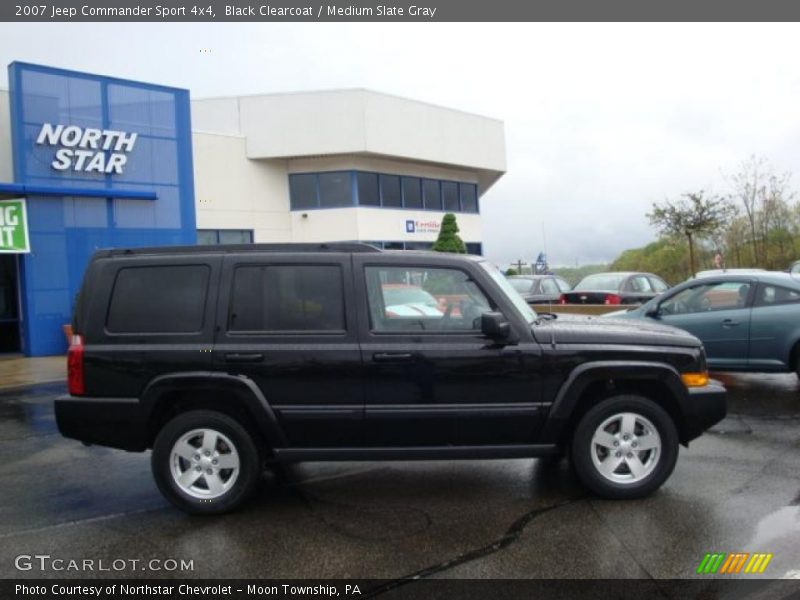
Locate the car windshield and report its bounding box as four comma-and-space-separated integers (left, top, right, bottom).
508, 278, 534, 293
480, 261, 537, 323
575, 273, 627, 291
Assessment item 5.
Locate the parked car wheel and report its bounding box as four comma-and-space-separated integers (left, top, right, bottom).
152, 410, 262, 515
570, 395, 678, 499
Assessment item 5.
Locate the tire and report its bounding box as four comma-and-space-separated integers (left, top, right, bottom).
570, 394, 679, 500
151, 410, 262, 515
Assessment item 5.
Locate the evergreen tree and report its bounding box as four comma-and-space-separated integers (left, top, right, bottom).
432, 213, 467, 253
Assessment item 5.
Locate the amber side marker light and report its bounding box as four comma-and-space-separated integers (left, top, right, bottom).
682, 372, 709, 387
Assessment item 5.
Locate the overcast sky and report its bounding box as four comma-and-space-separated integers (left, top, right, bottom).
1, 23, 799, 266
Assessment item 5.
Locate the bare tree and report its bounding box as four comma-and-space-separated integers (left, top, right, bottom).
648, 191, 736, 277
727, 156, 794, 267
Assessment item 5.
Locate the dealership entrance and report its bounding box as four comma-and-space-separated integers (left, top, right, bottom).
0, 254, 20, 353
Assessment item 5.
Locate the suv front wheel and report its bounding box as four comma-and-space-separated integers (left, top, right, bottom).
152, 410, 262, 515
570, 395, 679, 499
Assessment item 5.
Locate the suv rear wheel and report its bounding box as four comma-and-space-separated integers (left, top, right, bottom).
152, 410, 261, 515
570, 395, 679, 499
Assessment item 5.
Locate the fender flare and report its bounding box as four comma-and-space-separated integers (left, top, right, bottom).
140, 371, 288, 448
540, 360, 687, 443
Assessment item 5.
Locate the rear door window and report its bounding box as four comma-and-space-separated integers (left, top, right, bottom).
649, 276, 669, 293
229, 265, 345, 332
106, 265, 210, 334
629, 275, 654, 293
755, 284, 800, 307
540, 279, 560, 295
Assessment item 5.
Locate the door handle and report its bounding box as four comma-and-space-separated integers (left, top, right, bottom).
722, 319, 740, 328
225, 353, 264, 363
373, 352, 414, 363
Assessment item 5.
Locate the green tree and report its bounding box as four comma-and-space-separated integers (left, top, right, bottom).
610, 238, 689, 284
551, 264, 609, 287
432, 213, 467, 254
505, 267, 519, 276
647, 191, 736, 277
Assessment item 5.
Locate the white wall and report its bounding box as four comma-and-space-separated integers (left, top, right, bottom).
194, 89, 506, 192
192, 131, 292, 243
190, 97, 241, 136
289, 208, 481, 244
0, 91, 12, 182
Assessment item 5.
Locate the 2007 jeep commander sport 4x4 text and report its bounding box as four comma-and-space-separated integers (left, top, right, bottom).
56, 243, 726, 514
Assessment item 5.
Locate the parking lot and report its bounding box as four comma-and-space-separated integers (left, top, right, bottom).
0, 373, 798, 582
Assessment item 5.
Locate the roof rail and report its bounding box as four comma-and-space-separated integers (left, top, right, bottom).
95, 242, 383, 258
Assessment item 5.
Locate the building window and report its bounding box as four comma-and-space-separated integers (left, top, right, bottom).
357, 172, 380, 206
442, 181, 459, 212
380, 174, 402, 208
289, 173, 318, 210
402, 176, 422, 209
197, 229, 253, 245
290, 171, 479, 213
319, 172, 353, 208
422, 179, 442, 210
460, 183, 478, 213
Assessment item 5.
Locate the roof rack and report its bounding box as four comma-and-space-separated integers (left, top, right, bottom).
95, 242, 383, 258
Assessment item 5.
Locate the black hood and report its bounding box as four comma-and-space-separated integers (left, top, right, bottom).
532, 313, 702, 348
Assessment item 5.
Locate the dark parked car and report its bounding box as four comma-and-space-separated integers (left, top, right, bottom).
507, 275, 571, 305
607, 272, 800, 376
56, 243, 725, 514
560, 272, 669, 306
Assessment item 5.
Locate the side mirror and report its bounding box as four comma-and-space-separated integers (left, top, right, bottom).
645, 304, 660, 318
481, 311, 511, 340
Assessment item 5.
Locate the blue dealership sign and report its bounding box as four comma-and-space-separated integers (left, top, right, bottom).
7, 62, 197, 355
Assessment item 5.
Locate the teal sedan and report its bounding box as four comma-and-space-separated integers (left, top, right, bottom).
606, 272, 800, 377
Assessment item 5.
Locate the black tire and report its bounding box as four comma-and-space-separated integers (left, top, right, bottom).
151, 410, 262, 515
570, 394, 679, 500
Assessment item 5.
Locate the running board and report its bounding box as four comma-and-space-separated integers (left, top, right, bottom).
273, 444, 560, 462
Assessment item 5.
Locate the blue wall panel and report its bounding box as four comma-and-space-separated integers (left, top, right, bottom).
8, 62, 196, 356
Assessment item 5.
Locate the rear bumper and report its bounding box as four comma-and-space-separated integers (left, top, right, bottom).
681, 380, 727, 442
55, 395, 148, 451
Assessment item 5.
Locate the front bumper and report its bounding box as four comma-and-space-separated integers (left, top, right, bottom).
681, 379, 727, 442
55, 394, 148, 451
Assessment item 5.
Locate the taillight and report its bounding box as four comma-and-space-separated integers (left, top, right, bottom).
604, 294, 622, 305
67, 334, 85, 395
558, 294, 567, 305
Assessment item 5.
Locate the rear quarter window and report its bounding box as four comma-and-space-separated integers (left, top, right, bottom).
106, 265, 210, 334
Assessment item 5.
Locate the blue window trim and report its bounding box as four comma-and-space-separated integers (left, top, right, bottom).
289, 170, 480, 214
0, 182, 158, 201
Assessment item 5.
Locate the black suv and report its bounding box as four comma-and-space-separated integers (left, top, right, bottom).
56, 243, 726, 514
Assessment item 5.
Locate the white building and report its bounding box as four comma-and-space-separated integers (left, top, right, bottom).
0, 64, 506, 356
190, 89, 507, 253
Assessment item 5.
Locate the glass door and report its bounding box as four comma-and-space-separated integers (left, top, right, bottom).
0, 254, 21, 353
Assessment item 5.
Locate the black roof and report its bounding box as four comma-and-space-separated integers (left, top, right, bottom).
93, 242, 383, 258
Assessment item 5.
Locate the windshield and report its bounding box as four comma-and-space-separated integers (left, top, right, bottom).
508, 278, 534, 293
575, 273, 627, 291
480, 261, 537, 323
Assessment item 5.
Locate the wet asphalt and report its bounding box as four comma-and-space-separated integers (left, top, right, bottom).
0, 374, 798, 581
